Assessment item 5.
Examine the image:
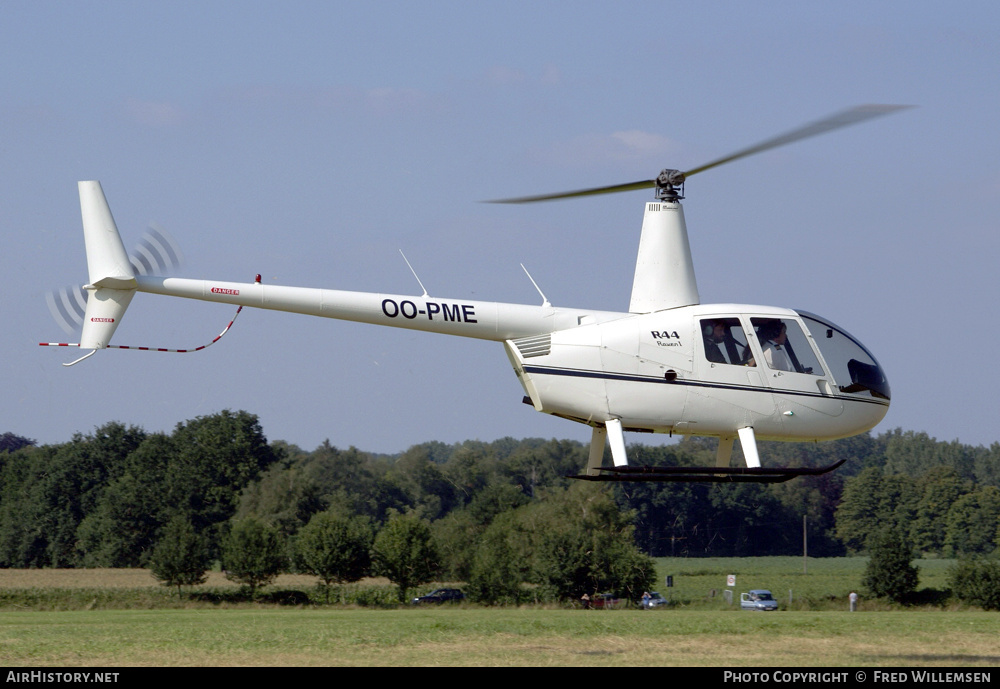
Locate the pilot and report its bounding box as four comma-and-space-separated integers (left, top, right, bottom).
704, 320, 751, 366
758, 320, 793, 371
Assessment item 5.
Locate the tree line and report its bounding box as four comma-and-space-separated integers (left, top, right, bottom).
1, 414, 998, 600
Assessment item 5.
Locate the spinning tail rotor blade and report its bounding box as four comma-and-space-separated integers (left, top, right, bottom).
45, 223, 185, 335
46, 285, 88, 335
129, 222, 183, 276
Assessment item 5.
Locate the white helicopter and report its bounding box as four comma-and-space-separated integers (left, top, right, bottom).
43, 105, 906, 482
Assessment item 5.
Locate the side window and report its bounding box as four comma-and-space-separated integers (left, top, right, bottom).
751, 318, 822, 375
701, 318, 754, 367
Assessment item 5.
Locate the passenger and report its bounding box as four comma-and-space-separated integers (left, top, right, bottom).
704, 320, 752, 366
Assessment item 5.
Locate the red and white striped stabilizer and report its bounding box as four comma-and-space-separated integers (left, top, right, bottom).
40, 306, 244, 361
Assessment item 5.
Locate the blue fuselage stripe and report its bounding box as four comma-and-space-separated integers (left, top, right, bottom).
520, 365, 889, 407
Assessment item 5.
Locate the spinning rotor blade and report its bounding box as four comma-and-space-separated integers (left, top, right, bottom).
681, 104, 913, 179
487, 104, 913, 203
486, 179, 656, 204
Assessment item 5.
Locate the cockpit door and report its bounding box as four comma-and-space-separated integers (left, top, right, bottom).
695, 317, 775, 417
749, 316, 844, 418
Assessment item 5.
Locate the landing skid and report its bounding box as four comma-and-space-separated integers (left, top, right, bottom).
570, 459, 846, 483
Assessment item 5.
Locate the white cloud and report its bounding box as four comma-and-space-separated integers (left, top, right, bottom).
610, 130, 675, 158
218, 84, 445, 118
487, 66, 526, 85
485, 63, 560, 86
123, 98, 187, 127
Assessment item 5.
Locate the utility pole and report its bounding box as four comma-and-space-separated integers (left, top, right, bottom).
803, 514, 808, 574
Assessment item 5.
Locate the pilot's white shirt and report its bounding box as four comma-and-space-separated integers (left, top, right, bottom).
762, 341, 792, 371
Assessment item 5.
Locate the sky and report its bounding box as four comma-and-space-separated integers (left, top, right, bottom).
3, 1, 998, 455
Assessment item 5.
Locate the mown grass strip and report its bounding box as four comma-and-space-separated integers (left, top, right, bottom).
1, 608, 997, 667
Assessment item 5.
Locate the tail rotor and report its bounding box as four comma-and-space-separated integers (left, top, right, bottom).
45, 223, 184, 335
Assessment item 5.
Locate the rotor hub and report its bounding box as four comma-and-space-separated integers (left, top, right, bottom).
655, 169, 685, 201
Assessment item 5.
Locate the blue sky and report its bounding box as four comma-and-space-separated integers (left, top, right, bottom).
3, 1, 998, 454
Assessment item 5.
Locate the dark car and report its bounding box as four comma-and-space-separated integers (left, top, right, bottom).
411, 588, 465, 605
590, 592, 622, 609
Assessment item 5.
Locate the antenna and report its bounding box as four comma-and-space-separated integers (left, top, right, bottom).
399, 250, 429, 297
521, 264, 551, 307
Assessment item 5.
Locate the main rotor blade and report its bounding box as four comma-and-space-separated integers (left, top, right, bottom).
486, 104, 913, 203
682, 104, 914, 179
485, 178, 655, 204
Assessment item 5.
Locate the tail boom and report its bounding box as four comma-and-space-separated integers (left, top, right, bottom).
134, 276, 624, 342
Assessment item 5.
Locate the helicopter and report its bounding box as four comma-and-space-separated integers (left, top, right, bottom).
42, 105, 907, 483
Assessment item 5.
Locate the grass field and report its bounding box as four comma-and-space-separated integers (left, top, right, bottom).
650, 557, 957, 609
2, 608, 998, 667
0, 558, 996, 667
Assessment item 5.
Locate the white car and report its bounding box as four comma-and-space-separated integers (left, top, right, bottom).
641, 592, 668, 609
740, 590, 778, 611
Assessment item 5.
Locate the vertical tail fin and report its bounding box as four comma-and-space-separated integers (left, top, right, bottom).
77, 181, 137, 349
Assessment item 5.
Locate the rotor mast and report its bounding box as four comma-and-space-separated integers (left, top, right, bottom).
629, 193, 699, 313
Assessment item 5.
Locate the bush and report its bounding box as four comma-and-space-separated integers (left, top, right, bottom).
950, 558, 1000, 610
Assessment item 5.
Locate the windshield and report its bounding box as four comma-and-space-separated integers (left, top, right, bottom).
797, 311, 890, 400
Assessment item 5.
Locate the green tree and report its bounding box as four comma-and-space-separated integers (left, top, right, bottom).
295, 510, 372, 601
388, 446, 458, 520
520, 484, 655, 601
371, 513, 440, 603
945, 487, 1000, 556
835, 468, 921, 554
974, 442, 1000, 488
910, 467, 964, 554
235, 458, 325, 537
862, 528, 919, 604
74, 433, 177, 567
222, 518, 286, 598
467, 514, 526, 605
0, 423, 145, 567
149, 514, 211, 594
0, 433, 35, 453
237, 441, 408, 530
169, 410, 280, 540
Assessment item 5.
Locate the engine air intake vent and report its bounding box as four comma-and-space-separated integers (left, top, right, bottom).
513, 334, 551, 358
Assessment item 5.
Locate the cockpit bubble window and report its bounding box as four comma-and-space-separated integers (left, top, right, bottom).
798, 312, 891, 400
701, 318, 754, 366
751, 318, 823, 375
